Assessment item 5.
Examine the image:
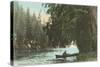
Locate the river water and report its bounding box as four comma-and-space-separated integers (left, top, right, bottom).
14, 44, 97, 66
14, 46, 80, 66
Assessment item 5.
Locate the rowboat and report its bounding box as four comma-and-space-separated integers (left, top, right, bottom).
56, 53, 79, 58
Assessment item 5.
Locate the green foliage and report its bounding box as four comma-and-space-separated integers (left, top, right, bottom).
13, 2, 48, 49
43, 4, 97, 52
13, 2, 97, 52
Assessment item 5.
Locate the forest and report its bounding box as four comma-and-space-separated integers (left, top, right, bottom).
12, 2, 97, 53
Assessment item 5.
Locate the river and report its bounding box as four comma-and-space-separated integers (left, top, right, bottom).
14, 46, 96, 66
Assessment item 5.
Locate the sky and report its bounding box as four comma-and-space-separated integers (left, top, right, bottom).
18, 1, 50, 25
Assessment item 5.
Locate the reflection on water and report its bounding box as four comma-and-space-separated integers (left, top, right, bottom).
14, 48, 79, 66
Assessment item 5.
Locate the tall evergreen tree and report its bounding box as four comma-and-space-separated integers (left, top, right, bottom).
25, 8, 33, 47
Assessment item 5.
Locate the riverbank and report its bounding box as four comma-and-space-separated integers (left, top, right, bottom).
77, 51, 97, 62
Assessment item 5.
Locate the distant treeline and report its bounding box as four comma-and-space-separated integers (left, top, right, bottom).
12, 2, 48, 49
